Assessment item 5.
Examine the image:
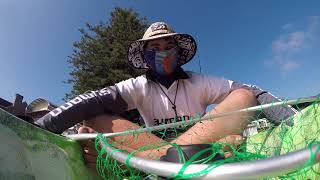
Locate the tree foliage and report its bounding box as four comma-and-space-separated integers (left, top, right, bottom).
65, 8, 148, 100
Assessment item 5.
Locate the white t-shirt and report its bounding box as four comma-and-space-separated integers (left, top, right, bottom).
115, 71, 233, 127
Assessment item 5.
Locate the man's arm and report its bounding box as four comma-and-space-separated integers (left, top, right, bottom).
35, 86, 128, 134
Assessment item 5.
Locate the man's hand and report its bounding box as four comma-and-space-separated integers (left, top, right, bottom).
217, 135, 245, 158
78, 126, 98, 170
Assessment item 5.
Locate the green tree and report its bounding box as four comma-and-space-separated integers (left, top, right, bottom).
65, 8, 148, 100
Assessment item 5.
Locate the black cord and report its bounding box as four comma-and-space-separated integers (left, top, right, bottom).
157, 80, 180, 119
197, 48, 202, 73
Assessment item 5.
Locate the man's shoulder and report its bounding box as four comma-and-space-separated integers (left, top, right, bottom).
184, 71, 232, 86
116, 75, 148, 87
184, 71, 202, 79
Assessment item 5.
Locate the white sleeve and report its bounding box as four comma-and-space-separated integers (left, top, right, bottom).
200, 74, 233, 105
115, 76, 146, 110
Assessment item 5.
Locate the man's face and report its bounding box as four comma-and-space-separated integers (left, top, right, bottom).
145, 37, 177, 51
145, 37, 179, 75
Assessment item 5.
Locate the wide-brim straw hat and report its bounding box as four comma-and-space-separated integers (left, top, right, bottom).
128, 22, 197, 69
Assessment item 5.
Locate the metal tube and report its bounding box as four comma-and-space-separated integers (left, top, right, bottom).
102, 142, 320, 179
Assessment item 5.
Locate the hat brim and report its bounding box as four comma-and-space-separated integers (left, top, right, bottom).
26, 98, 50, 114
138, 33, 178, 41
128, 33, 197, 69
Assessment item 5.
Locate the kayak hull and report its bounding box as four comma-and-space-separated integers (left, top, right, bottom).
0, 108, 98, 180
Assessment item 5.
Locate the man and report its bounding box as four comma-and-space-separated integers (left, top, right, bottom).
35, 22, 296, 167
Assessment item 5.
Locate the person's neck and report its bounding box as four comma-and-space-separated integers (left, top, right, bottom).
155, 74, 175, 88
148, 67, 183, 89
147, 67, 188, 88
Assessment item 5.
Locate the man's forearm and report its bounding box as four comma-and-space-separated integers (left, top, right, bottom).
35, 86, 128, 133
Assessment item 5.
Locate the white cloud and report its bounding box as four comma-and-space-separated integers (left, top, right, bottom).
282, 61, 299, 72
264, 55, 299, 74
309, 16, 320, 31
272, 31, 308, 54
265, 16, 319, 74
282, 23, 293, 30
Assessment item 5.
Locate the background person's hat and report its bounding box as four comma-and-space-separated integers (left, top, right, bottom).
128, 22, 197, 69
26, 98, 57, 114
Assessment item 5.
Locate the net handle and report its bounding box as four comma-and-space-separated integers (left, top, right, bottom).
100, 140, 320, 179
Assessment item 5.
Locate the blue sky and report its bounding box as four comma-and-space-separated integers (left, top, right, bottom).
1, 0, 319, 105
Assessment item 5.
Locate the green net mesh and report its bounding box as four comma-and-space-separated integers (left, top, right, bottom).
94, 100, 320, 179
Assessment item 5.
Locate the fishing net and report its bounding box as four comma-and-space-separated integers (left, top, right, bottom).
94, 98, 320, 179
